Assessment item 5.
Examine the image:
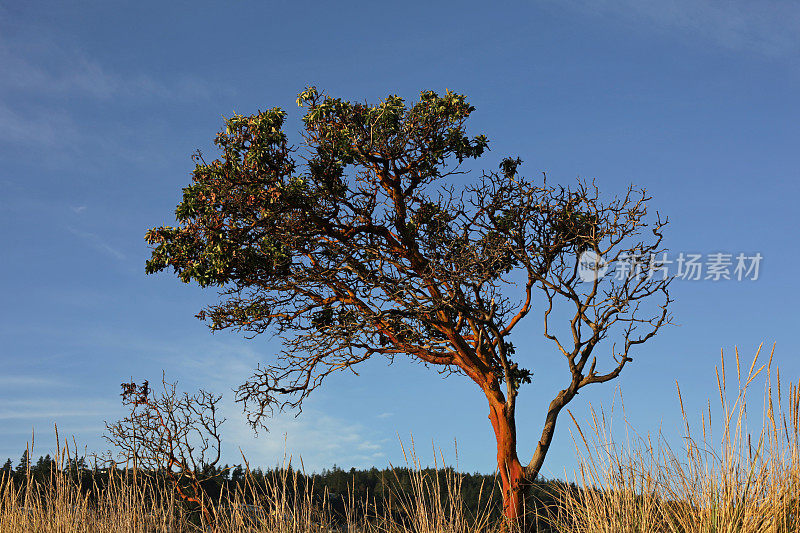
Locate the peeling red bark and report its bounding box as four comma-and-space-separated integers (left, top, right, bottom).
489, 402, 525, 527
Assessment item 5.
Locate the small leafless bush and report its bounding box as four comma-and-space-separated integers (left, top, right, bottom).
103, 375, 225, 526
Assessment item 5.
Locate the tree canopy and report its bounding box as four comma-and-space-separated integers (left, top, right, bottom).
146, 87, 672, 523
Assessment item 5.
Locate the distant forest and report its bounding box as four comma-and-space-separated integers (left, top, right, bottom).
2, 452, 576, 524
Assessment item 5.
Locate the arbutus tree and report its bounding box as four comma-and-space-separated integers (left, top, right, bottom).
104, 377, 225, 526
145, 87, 672, 526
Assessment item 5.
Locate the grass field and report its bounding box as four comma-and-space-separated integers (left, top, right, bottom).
2, 346, 797, 532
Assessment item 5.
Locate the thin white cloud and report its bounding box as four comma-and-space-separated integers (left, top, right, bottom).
0, 409, 104, 421
0, 41, 122, 99
0, 399, 114, 421
66, 226, 126, 261
552, 0, 800, 57
134, 340, 387, 471
0, 328, 386, 472
226, 405, 386, 472
0, 376, 64, 388
0, 102, 78, 145
70, 205, 87, 214
0, 33, 220, 101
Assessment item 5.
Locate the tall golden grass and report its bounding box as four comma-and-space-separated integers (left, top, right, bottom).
2, 344, 797, 532
0, 439, 500, 532
549, 344, 800, 532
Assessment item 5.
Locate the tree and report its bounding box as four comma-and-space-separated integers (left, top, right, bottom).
145, 87, 672, 526
16, 449, 30, 475
33, 454, 54, 480
104, 376, 226, 526
1, 458, 12, 477
231, 464, 244, 483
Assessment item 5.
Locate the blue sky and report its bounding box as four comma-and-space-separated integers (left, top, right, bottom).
1, 0, 799, 477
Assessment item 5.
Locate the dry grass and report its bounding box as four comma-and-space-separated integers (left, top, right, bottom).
0, 441, 500, 533
549, 344, 800, 532
3, 344, 798, 532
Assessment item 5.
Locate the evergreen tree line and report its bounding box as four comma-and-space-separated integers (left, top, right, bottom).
1, 451, 577, 525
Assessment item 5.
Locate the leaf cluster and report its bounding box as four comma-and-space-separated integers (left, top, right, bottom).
145, 87, 671, 430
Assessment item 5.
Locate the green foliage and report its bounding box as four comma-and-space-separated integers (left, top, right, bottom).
146, 107, 298, 287
16, 450, 29, 474
146, 88, 488, 291
144, 86, 671, 462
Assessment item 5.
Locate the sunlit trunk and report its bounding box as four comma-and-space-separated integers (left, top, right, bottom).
489, 403, 525, 527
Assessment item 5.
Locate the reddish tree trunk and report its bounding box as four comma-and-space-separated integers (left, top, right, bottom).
489, 403, 525, 528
